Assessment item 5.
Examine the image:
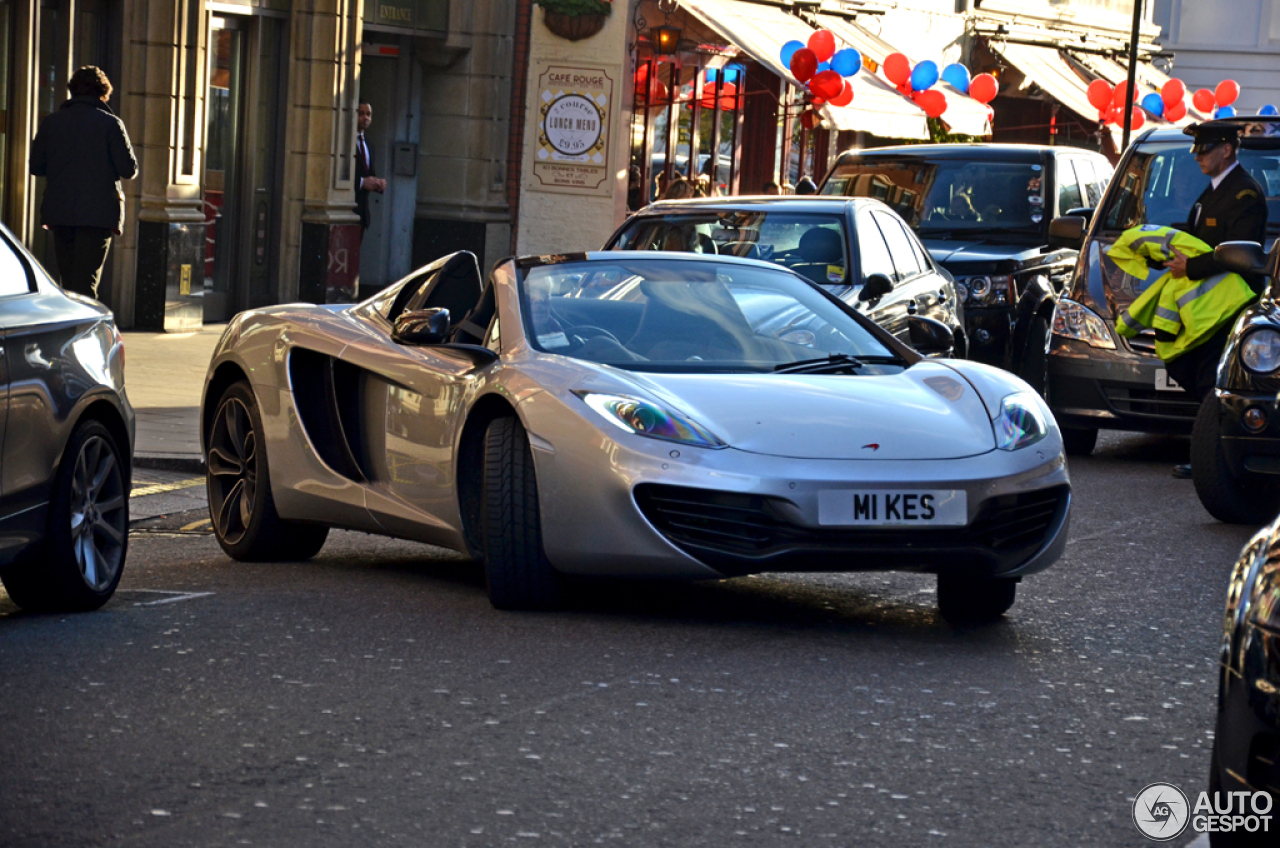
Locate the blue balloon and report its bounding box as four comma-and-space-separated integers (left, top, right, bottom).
817, 61, 831, 74
1216, 105, 1237, 118
940, 63, 971, 94
831, 48, 862, 78
1141, 92, 1165, 117
909, 59, 940, 92
1259, 104, 1279, 116
780, 40, 804, 68
705, 66, 741, 84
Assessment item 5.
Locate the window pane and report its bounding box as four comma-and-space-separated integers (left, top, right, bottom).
873, 212, 921, 280
1057, 160, 1082, 213
857, 212, 896, 281
0, 231, 33, 296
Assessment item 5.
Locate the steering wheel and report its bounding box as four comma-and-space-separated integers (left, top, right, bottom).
565, 325, 623, 346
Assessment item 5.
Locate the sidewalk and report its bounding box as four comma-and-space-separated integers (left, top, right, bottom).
123, 324, 225, 472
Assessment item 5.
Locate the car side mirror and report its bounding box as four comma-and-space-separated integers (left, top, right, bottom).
859, 272, 894, 302
908, 314, 954, 355
1065, 206, 1095, 224
1214, 241, 1268, 276
393, 307, 451, 345
1048, 216, 1087, 249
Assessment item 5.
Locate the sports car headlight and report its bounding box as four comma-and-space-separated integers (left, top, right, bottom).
574, 392, 726, 448
1241, 329, 1280, 374
994, 391, 1049, 451
1052, 299, 1116, 350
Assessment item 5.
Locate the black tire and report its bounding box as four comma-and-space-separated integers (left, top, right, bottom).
0, 419, 128, 611
936, 574, 1017, 624
1061, 427, 1099, 457
481, 416, 564, 610
1192, 393, 1280, 525
206, 381, 328, 561
1018, 314, 1051, 398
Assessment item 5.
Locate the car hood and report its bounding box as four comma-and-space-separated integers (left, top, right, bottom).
611, 361, 998, 460
926, 236, 1054, 270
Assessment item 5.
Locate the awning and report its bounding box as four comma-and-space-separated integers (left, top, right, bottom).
678, 0, 930, 140
816, 14, 992, 138
987, 40, 1121, 145
1066, 51, 1210, 126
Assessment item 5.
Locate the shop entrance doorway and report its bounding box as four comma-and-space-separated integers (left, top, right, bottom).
203, 14, 285, 321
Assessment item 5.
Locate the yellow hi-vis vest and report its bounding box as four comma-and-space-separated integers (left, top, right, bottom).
1106, 225, 1255, 361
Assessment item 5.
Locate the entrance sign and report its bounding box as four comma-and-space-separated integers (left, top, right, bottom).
529, 61, 616, 196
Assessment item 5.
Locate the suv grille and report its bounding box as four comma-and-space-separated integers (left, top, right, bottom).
634, 483, 1068, 577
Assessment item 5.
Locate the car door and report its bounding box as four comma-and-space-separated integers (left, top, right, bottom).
340, 252, 488, 543
853, 209, 917, 343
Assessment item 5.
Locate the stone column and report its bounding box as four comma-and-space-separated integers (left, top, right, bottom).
284, 0, 364, 304
121, 0, 208, 330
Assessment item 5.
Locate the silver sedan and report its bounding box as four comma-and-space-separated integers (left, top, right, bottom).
200, 251, 1070, 622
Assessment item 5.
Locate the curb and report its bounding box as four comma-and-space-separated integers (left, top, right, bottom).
134, 453, 205, 474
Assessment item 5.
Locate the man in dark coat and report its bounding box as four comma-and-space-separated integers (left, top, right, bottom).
29, 66, 137, 299
354, 101, 385, 230
1163, 120, 1268, 477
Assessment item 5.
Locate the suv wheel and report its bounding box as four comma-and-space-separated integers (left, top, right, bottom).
1191, 393, 1280, 524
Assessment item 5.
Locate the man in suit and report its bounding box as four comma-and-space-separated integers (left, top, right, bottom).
1164, 120, 1268, 478
355, 100, 386, 230
29, 65, 137, 299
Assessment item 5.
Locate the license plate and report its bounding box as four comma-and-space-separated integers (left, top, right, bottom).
818, 490, 968, 527
1154, 368, 1182, 392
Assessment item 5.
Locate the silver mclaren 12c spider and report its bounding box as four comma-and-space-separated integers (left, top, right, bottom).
201, 250, 1071, 622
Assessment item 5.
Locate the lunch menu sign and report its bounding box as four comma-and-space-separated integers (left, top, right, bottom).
530, 62, 615, 196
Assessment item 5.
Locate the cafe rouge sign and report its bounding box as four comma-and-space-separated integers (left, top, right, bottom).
530, 62, 616, 196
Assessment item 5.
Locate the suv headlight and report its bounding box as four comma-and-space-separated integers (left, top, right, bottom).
575, 392, 726, 448
994, 391, 1050, 451
960, 275, 1013, 306
1241, 329, 1280, 374
1052, 298, 1116, 350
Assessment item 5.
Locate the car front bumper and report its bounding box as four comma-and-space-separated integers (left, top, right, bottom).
1048, 336, 1198, 433
525, 398, 1072, 581
1217, 391, 1280, 481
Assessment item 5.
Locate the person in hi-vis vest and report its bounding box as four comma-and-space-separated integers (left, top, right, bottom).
1163, 121, 1267, 479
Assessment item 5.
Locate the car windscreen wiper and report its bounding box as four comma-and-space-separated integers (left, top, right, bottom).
772, 353, 901, 374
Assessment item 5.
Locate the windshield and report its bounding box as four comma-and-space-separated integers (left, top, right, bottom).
612, 212, 851, 286
822, 159, 1046, 235
1102, 141, 1280, 232
520, 258, 899, 373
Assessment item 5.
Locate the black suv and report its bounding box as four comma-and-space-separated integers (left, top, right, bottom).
819, 144, 1114, 392
1046, 117, 1280, 458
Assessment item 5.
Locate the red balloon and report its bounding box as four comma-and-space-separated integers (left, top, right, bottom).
1123, 106, 1144, 131
969, 73, 998, 104
1165, 99, 1187, 122
916, 89, 947, 119
698, 81, 738, 110
808, 30, 836, 63
1161, 79, 1185, 108
800, 109, 821, 130
1110, 80, 1136, 108
829, 80, 855, 107
809, 70, 844, 101
1192, 88, 1216, 113
1216, 79, 1240, 107
1087, 79, 1113, 112
634, 67, 668, 104
884, 53, 912, 86
790, 48, 818, 84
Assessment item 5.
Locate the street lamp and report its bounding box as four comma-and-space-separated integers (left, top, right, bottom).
652, 25, 681, 56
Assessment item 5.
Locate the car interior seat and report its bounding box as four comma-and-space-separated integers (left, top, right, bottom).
791, 228, 845, 285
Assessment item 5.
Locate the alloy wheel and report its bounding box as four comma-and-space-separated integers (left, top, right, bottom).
69, 434, 127, 591
208, 396, 257, 545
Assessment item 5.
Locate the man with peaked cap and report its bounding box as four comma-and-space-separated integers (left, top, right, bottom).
1163, 120, 1268, 477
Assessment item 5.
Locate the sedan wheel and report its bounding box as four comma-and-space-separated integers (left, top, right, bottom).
0, 420, 127, 611
206, 381, 328, 561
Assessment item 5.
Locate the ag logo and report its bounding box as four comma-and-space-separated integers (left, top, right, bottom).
1132, 783, 1190, 841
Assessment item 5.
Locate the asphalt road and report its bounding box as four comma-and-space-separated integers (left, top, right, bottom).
0, 432, 1259, 847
